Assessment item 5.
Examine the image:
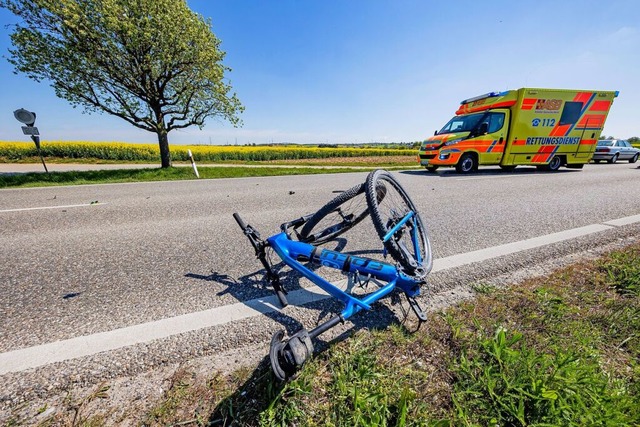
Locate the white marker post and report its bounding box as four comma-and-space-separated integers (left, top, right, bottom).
188, 149, 200, 178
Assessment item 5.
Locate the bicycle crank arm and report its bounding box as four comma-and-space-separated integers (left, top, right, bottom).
406, 294, 427, 322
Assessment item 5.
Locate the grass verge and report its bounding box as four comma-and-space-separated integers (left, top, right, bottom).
0, 165, 411, 188
14, 245, 639, 426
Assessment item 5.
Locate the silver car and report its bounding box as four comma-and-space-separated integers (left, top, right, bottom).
592, 139, 640, 163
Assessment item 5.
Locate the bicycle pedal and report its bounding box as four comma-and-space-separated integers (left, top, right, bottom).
406, 295, 427, 322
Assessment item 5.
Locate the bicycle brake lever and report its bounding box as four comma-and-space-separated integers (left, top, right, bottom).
245, 224, 261, 240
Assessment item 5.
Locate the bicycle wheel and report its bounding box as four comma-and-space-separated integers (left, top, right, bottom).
365, 169, 432, 277
299, 182, 372, 245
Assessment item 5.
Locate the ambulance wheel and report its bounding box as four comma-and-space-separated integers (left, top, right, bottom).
425, 165, 439, 172
607, 153, 619, 164
455, 153, 477, 174
630, 153, 639, 164
547, 155, 562, 171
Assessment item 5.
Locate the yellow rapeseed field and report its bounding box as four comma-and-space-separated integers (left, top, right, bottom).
0, 141, 413, 162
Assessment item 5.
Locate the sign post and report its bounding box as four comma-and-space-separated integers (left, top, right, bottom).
13, 108, 48, 173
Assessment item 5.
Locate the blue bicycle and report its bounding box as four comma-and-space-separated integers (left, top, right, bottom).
233, 170, 432, 380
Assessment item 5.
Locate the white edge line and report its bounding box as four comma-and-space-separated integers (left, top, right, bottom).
0, 214, 639, 374
432, 223, 613, 271
603, 214, 640, 227
0, 286, 332, 375
0, 203, 107, 213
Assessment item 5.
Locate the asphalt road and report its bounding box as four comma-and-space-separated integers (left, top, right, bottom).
1, 163, 639, 408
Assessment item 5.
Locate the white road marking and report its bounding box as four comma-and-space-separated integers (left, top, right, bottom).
0, 287, 330, 375
604, 214, 640, 227
432, 224, 613, 271
0, 213, 639, 375
0, 202, 106, 213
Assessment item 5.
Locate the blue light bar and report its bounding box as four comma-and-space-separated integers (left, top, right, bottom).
460, 91, 501, 105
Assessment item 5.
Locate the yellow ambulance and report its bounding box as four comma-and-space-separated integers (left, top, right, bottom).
418, 88, 618, 173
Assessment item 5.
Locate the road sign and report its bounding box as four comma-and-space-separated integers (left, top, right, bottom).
21, 126, 40, 136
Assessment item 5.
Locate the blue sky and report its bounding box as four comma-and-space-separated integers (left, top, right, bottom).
1, 0, 638, 145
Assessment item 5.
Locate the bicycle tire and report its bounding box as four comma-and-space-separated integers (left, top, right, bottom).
365, 169, 432, 277
298, 182, 371, 245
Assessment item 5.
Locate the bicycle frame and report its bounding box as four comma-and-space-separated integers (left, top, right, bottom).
233, 206, 428, 380
267, 230, 422, 321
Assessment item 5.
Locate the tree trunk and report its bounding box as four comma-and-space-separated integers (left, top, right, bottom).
157, 130, 171, 168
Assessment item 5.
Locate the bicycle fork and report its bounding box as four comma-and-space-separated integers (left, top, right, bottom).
233, 213, 288, 307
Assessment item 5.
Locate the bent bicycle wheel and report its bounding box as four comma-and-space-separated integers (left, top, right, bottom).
365, 170, 432, 277
299, 182, 373, 245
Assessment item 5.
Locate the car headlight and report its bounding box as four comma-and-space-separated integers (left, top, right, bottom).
444, 138, 463, 146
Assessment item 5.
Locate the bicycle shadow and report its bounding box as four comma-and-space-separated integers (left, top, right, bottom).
185, 264, 309, 338
184, 238, 389, 338
206, 290, 417, 425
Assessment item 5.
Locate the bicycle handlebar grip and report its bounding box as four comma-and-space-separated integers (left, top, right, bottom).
233, 212, 247, 230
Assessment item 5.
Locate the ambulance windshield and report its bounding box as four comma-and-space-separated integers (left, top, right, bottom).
437, 113, 485, 135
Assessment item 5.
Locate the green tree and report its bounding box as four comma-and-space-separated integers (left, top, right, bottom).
1, 0, 243, 167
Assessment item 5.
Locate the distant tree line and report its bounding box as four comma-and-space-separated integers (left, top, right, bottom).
600, 136, 640, 142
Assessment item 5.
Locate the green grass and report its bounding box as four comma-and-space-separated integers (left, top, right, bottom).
0, 165, 408, 188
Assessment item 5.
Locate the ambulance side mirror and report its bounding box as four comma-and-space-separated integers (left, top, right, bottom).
434, 130, 438, 135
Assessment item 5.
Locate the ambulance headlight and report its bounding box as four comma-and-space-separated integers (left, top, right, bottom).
444, 138, 463, 146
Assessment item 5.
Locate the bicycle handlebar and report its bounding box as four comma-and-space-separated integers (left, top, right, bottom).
232, 212, 289, 308
233, 212, 247, 230
233, 212, 263, 254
